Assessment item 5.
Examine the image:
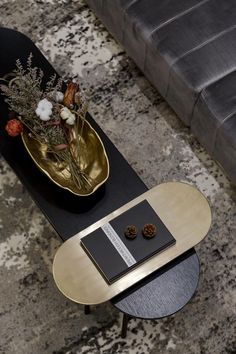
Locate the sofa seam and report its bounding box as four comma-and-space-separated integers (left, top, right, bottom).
212, 109, 236, 153
123, 0, 140, 11
190, 66, 236, 119
148, 0, 211, 38
170, 24, 236, 76
191, 67, 236, 154
122, 0, 210, 47
121, 0, 141, 43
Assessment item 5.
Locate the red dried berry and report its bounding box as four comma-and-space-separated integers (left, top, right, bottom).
5, 119, 23, 137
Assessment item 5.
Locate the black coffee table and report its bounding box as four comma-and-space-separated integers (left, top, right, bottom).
0, 28, 200, 337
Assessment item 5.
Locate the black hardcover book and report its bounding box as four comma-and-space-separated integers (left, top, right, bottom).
81, 200, 176, 284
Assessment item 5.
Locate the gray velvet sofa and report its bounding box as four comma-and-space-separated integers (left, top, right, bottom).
87, 0, 236, 184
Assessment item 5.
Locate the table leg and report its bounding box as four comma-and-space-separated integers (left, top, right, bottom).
121, 313, 131, 338
84, 305, 91, 315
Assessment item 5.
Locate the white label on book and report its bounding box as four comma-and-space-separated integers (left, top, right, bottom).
101, 223, 136, 267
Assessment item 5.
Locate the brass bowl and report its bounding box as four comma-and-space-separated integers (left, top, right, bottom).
21, 120, 109, 196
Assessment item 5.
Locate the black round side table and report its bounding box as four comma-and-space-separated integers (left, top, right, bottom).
111, 249, 200, 337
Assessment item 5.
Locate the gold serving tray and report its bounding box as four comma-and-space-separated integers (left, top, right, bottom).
53, 182, 212, 305
21, 120, 109, 196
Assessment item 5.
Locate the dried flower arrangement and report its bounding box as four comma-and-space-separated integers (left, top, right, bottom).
0, 54, 93, 191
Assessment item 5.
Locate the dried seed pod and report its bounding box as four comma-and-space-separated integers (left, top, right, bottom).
124, 225, 138, 239
142, 223, 157, 238
63, 81, 79, 108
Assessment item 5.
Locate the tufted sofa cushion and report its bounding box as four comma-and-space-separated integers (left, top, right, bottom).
87, 0, 236, 183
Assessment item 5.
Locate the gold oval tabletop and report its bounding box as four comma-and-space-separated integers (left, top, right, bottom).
53, 182, 212, 305
21, 120, 109, 196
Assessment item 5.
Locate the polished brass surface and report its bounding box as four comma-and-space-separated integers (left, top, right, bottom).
53, 182, 212, 304
21, 120, 109, 196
